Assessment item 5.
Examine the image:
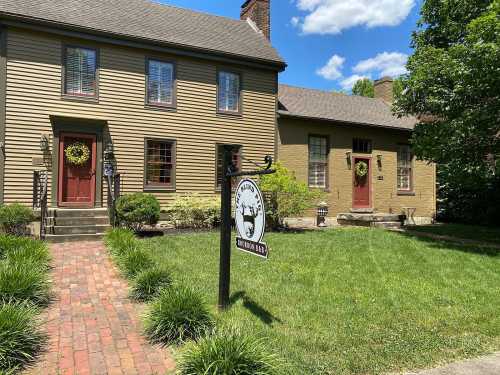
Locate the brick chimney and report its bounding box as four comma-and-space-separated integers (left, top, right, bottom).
241, 0, 271, 40
374, 76, 394, 103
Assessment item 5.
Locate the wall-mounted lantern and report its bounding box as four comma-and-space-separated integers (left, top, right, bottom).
39, 134, 49, 152
103, 142, 116, 177
346, 151, 352, 170
317, 201, 329, 227
377, 154, 383, 171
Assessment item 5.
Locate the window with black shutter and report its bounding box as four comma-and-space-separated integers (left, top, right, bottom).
64, 46, 97, 98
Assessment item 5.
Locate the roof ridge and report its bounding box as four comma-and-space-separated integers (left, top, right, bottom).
148, 0, 247, 25
279, 83, 391, 103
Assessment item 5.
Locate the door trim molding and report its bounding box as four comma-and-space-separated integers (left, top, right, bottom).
352, 156, 372, 210
58, 132, 97, 208
50, 117, 105, 208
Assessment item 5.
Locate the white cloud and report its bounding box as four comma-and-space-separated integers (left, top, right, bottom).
294, 0, 416, 35
290, 16, 300, 27
353, 52, 408, 77
316, 54, 345, 80
340, 74, 371, 90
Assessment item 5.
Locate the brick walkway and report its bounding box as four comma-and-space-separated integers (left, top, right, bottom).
25, 241, 175, 375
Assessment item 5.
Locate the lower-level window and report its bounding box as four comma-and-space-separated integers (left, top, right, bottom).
309, 135, 328, 189
145, 139, 175, 189
216, 144, 241, 190
397, 144, 412, 191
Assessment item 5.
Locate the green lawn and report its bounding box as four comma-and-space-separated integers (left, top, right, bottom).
141, 228, 500, 375
409, 223, 500, 245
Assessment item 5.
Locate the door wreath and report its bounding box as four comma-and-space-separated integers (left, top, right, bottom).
355, 161, 368, 178
65, 142, 90, 166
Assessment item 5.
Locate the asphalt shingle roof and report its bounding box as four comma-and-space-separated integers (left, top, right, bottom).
278, 84, 416, 130
0, 0, 285, 68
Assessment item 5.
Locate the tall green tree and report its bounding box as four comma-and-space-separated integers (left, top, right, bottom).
394, 0, 500, 224
352, 78, 374, 97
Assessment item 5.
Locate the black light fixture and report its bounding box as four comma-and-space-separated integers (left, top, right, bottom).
346, 151, 352, 170
377, 154, 383, 171
39, 134, 49, 152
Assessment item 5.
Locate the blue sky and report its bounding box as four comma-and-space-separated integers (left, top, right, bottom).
159, 0, 422, 92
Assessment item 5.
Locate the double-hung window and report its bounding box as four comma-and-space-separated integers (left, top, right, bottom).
308, 136, 328, 189
147, 59, 175, 107
216, 144, 241, 190
145, 139, 176, 190
64, 46, 97, 98
217, 71, 241, 113
397, 145, 413, 191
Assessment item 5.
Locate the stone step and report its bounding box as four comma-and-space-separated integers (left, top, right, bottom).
337, 213, 405, 222
51, 225, 110, 235
48, 208, 109, 218
48, 216, 110, 226
45, 233, 106, 243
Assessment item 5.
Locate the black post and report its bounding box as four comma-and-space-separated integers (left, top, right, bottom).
218, 145, 233, 310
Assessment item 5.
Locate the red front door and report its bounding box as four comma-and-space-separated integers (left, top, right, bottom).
58, 133, 97, 207
353, 157, 371, 209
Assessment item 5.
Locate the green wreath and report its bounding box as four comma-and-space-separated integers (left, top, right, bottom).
355, 161, 368, 178
65, 142, 90, 166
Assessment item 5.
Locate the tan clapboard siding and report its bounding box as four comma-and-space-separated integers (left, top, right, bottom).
4, 27, 277, 206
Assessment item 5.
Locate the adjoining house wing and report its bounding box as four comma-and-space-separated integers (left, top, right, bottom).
278, 84, 416, 130
0, 0, 285, 69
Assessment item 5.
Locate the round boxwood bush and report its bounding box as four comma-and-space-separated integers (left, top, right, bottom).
0, 204, 35, 236
118, 248, 154, 279
144, 285, 213, 346
0, 302, 46, 372
178, 328, 280, 375
115, 193, 160, 232
130, 266, 173, 302
104, 228, 139, 257
0, 261, 51, 306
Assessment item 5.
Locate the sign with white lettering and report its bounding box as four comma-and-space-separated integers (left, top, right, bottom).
234, 178, 268, 258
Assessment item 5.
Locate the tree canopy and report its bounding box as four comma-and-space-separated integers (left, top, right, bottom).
394, 0, 500, 224
352, 78, 374, 97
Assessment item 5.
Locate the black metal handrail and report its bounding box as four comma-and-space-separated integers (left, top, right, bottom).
107, 173, 121, 226
33, 171, 48, 239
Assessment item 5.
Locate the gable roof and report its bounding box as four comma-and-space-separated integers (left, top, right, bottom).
278, 84, 416, 131
0, 0, 285, 70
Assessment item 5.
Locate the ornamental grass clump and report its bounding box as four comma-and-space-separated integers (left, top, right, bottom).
0, 203, 35, 236
0, 236, 50, 268
130, 266, 173, 302
0, 261, 51, 306
118, 248, 154, 279
144, 285, 213, 346
178, 328, 280, 375
0, 302, 46, 372
104, 228, 139, 257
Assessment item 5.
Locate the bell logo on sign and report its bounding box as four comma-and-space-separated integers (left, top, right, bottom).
234, 178, 268, 258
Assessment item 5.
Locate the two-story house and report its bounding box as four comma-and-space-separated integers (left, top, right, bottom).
0, 0, 435, 240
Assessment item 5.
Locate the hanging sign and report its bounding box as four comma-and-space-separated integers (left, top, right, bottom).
234, 178, 268, 258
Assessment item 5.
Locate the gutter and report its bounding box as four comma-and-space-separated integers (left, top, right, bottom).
0, 12, 287, 72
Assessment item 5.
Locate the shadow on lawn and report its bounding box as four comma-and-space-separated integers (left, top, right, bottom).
397, 231, 500, 257
229, 291, 283, 326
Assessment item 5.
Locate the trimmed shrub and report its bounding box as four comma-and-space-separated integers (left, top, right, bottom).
130, 267, 173, 302
0, 262, 51, 306
104, 228, 138, 257
178, 328, 280, 375
144, 285, 213, 346
0, 302, 46, 372
166, 194, 221, 229
0, 236, 50, 268
118, 248, 154, 279
0, 204, 35, 236
115, 193, 160, 232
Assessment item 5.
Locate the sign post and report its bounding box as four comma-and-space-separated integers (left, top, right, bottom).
217, 146, 275, 310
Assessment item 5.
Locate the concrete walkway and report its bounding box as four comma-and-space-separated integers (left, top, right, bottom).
26, 241, 175, 375
403, 352, 500, 375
